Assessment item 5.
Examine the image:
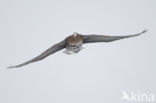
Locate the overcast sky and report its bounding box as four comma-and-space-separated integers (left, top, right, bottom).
0, 0, 156, 103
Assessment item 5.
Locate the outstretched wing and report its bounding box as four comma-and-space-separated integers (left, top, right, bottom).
8, 40, 66, 69
83, 30, 147, 43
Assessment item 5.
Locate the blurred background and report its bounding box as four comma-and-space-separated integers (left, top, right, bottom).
0, 0, 155, 103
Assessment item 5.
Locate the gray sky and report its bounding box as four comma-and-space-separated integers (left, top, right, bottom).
0, 0, 156, 103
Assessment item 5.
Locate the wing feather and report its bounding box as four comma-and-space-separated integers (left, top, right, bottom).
8, 40, 66, 69
83, 30, 147, 43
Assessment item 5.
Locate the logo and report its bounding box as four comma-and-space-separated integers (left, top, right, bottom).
121, 91, 154, 102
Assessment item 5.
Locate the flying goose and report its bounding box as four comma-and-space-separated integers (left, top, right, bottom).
8, 29, 147, 68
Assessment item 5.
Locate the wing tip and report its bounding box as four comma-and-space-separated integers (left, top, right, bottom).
7, 66, 17, 69
135, 29, 148, 36
142, 29, 148, 34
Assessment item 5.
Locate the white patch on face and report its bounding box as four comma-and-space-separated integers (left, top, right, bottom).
73, 32, 78, 37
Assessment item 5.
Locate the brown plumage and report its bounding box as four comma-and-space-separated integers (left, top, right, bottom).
66, 33, 83, 45
8, 30, 147, 69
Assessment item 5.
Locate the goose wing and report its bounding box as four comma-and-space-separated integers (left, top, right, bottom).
8, 40, 66, 69
83, 30, 147, 43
